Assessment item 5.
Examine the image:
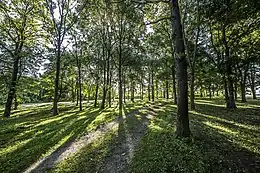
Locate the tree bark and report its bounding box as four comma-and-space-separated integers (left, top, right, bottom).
166, 80, 169, 100
4, 57, 19, 117
240, 69, 247, 102
76, 54, 82, 111
151, 70, 155, 101
171, 0, 190, 137
53, 42, 61, 115
101, 49, 107, 109
208, 84, 212, 99
172, 65, 177, 104
227, 64, 236, 108
190, 69, 195, 109
148, 72, 151, 101
250, 66, 257, 99
131, 77, 134, 102
94, 81, 99, 107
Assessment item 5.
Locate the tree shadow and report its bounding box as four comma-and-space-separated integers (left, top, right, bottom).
129, 100, 260, 173
0, 105, 108, 173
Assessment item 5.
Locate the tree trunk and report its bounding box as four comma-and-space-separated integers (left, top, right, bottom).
76, 80, 79, 106
94, 81, 99, 107
77, 58, 82, 111
123, 73, 126, 103
190, 69, 195, 110
209, 84, 212, 99
148, 72, 151, 101
172, 65, 177, 104
101, 51, 107, 109
240, 68, 247, 102
234, 81, 237, 101
223, 75, 229, 105
250, 66, 257, 99
151, 70, 155, 101
141, 78, 144, 100
4, 57, 20, 117
131, 78, 134, 102
227, 75, 236, 108
14, 94, 18, 110
166, 80, 169, 100
53, 43, 61, 115
171, 0, 190, 137
118, 36, 123, 115
108, 70, 112, 107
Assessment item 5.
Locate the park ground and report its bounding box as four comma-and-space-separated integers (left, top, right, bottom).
1, 98, 260, 173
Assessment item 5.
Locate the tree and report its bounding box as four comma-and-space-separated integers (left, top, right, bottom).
170, 0, 190, 137
45, 0, 79, 115
0, 0, 44, 117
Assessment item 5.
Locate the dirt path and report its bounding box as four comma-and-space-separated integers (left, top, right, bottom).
100, 105, 157, 173
23, 104, 157, 173
24, 120, 119, 173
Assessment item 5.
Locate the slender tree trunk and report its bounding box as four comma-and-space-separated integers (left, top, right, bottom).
72, 79, 75, 102
250, 67, 257, 99
131, 78, 134, 102
94, 81, 99, 107
141, 78, 144, 100
240, 70, 247, 102
171, 0, 190, 137
118, 36, 123, 115
76, 80, 79, 106
77, 59, 82, 111
108, 70, 112, 107
222, 19, 236, 108
148, 72, 151, 101
172, 65, 177, 104
190, 69, 195, 109
151, 70, 155, 101
163, 84, 166, 98
101, 52, 107, 109
240, 67, 248, 102
156, 80, 159, 100
166, 80, 169, 100
209, 84, 212, 99
14, 93, 18, 110
53, 42, 61, 115
234, 81, 237, 101
123, 73, 126, 103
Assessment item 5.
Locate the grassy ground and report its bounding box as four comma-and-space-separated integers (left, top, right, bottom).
0, 101, 146, 173
130, 98, 260, 173
1, 98, 260, 173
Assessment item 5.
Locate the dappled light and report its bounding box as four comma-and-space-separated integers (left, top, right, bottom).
1, 0, 260, 172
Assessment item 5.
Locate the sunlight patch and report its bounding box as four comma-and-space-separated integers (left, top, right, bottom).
203, 121, 238, 135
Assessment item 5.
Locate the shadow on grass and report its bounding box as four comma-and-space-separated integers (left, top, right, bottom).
0, 103, 113, 173
47, 101, 151, 173
130, 99, 260, 173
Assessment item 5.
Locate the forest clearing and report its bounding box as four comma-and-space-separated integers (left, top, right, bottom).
1, 0, 260, 172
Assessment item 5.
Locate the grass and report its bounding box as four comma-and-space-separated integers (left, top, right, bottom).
0, 100, 147, 173
130, 98, 260, 173
1, 98, 260, 173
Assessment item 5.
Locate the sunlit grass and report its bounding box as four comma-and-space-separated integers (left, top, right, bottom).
130, 98, 260, 172
0, 100, 148, 173
1, 98, 260, 173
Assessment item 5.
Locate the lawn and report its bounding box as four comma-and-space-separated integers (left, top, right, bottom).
0, 98, 260, 173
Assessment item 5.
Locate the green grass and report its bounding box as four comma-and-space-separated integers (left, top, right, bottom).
130, 98, 260, 173
0, 100, 147, 173
1, 98, 260, 173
